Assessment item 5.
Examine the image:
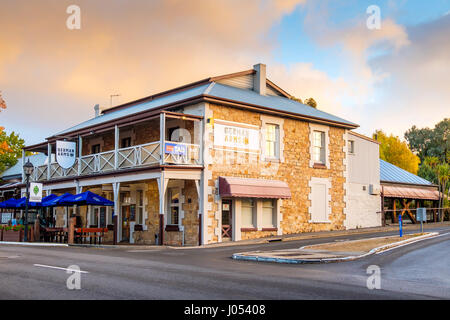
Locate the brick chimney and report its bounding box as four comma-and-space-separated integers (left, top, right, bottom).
253, 63, 266, 95
94, 104, 100, 117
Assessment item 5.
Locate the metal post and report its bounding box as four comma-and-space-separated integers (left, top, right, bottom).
21, 150, 25, 183
78, 135, 82, 176
114, 125, 119, 170
23, 174, 29, 242
47, 143, 51, 180
160, 112, 165, 165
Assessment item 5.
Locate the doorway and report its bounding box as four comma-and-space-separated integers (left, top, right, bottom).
221, 200, 232, 241
121, 205, 130, 242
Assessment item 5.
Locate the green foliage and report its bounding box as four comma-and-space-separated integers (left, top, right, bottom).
374, 130, 420, 174
0, 130, 26, 174
290, 96, 317, 108
405, 118, 449, 164
304, 98, 317, 108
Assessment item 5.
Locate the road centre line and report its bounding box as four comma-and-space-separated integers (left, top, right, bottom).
33, 264, 89, 273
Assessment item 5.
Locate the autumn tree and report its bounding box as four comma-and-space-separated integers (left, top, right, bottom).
373, 130, 420, 174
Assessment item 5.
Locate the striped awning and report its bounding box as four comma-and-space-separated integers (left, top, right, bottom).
382, 185, 439, 200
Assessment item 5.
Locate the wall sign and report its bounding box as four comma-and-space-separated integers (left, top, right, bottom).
165, 142, 187, 156
214, 121, 260, 153
29, 182, 43, 202
56, 140, 76, 169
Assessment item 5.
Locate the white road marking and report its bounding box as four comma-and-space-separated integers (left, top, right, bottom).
33, 264, 89, 273
375, 232, 450, 255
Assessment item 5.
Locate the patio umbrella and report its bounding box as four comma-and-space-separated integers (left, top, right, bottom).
60, 191, 114, 206
14, 194, 59, 208
41, 193, 74, 207
0, 198, 19, 209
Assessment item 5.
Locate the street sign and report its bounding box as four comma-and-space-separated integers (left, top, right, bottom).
29, 182, 43, 202
417, 207, 426, 233
416, 208, 426, 222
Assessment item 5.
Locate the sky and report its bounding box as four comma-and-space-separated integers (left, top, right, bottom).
0, 0, 449, 145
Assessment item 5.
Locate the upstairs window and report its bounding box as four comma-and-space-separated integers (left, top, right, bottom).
91, 144, 101, 154
312, 131, 325, 164
348, 140, 355, 154
121, 137, 132, 148
265, 124, 279, 159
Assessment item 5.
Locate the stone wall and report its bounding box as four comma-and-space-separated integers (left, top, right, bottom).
207, 104, 347, 242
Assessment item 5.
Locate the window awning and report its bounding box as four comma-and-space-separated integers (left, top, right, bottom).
382, 185, 440, 200
219, 176, 291, 199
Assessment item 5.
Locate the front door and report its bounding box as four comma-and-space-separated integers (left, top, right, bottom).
221, 200, 232, 241
121, 205, 130, 242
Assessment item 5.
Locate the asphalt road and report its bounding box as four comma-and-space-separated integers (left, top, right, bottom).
1, 226, 450, 300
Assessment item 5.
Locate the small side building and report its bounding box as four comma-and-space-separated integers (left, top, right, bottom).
345, 132, 382, 229
380, 159, 440, 223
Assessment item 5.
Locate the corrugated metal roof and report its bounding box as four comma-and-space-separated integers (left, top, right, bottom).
380, 159, 432, 186
52, 82, 357, 137
0, 153, 47, 179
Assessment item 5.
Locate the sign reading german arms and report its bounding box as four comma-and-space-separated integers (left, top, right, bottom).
56, 140, 76, 169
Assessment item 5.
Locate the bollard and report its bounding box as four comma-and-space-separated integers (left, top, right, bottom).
399, 214, 403, 237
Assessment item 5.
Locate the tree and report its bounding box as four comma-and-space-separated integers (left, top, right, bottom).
373, 130, 420, 174
437, 163, 449, 220
290, 96, 317, 108
0, 91, 8, 154
304, 98, 317, 108
405, 118, 449, 164
0, 130, 26, 174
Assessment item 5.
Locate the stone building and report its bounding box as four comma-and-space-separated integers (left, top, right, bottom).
20, 63, 381, 246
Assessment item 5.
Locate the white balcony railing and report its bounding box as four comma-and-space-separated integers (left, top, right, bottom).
31, 141, 201, 182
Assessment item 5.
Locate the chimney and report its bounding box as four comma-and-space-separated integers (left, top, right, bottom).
253, 63, 266, 95
94, 104, 100, 117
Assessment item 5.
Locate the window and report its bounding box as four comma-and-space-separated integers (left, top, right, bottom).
241, 199, 255, 227
91, 207, 99, 227
121, 137, 131, 148
348, 140, 355, 154
91, 144, 101, 154
262, 200, 275, 227
313, 131, 325, 164
136, 190, 144, 225
167, 188, 180, 225
265, 124, 279, 159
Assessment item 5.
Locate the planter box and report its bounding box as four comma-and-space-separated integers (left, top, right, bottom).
2, 230, 23, 242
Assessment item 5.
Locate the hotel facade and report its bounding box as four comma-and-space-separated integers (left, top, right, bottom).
20, 64, 382, 246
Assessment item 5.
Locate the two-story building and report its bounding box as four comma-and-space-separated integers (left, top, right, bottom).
21, 63, 381, 246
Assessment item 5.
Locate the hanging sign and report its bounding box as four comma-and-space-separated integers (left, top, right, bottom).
213, 121, 260, 153
29, 182, 43, 202
56, 140, 76, 169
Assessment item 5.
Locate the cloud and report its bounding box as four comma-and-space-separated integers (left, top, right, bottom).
0, 0, 306, 144
364, 15, 450, 137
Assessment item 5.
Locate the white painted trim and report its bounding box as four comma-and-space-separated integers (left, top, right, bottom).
260, 115, 284, 162
309, 123, 330, 168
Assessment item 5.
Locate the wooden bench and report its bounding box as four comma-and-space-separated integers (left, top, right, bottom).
74, 228, 108, 245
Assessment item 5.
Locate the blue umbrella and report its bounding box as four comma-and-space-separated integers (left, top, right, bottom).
15, 194, 58, 208
61, 191, 114, 206
41, 193, 74, 207
0, 198, 19, 209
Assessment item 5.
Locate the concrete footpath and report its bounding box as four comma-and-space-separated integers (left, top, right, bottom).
232, 232, 440, 264
1, 222, 449, 250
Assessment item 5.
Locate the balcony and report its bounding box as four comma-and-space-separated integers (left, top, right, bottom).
28, 111, 203, 182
